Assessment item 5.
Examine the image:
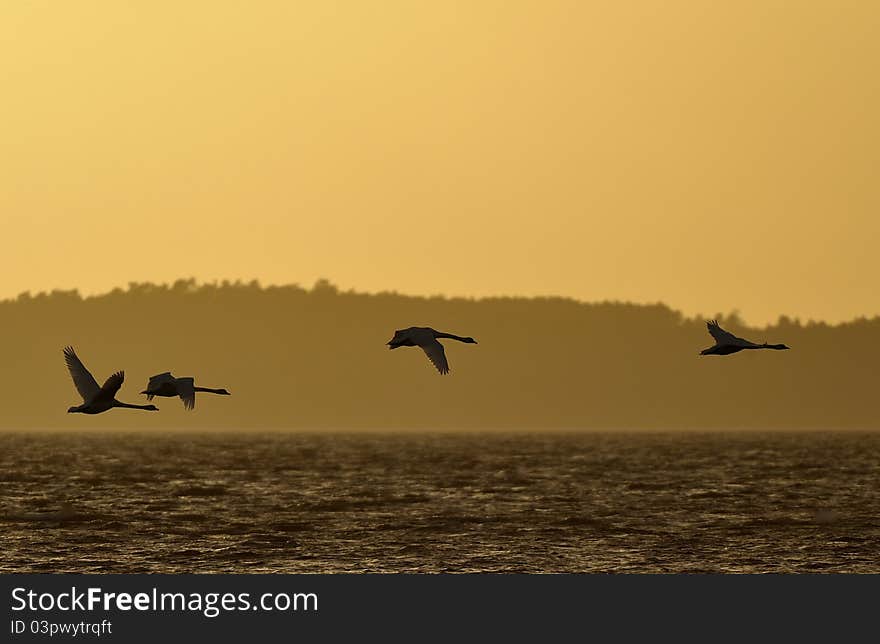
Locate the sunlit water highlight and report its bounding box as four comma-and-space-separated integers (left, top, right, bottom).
2, 432, 879, 573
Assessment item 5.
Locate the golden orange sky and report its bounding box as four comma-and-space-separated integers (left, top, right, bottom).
2, 2, 878, 325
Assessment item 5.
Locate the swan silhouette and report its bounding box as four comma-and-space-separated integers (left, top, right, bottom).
64, 346, 159, 413
141, 372, 230, 410
699, 320, 790, 356
387, 327, 477, 374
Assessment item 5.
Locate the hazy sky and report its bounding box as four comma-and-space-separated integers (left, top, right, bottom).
2, 2, 878, 324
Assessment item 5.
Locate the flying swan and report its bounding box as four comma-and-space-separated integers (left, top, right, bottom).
699, 320, 790, 356
64, 346, 159, 414
141, 372, 230, 410
387, 327, 477, 374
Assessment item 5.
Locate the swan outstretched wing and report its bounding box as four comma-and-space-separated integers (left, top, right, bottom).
100, 371, 125, 398
147, 372, 175, 389
63, 346, 101, 402
144, 372, 175, 400
421, 339, 449, 375
706, 320, 748, 345
176, 377, 196, 410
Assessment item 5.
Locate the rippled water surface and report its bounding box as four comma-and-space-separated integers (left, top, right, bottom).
2, 432, 879, 573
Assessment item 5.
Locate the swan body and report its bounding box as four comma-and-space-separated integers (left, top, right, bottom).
387, 327, 477, 374
63, 346, 159, 413
141, 372, 230, 410
699, 320, 790, 356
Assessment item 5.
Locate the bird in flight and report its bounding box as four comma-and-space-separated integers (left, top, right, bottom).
63, 346, 159, 414
699, 320, 790, 356
141, 372, 231, 410
387, 327, 477, 374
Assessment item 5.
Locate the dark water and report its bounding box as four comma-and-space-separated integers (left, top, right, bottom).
2, 432, 879, 573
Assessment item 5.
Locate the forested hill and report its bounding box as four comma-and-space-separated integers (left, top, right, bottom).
2, 279, 877, 431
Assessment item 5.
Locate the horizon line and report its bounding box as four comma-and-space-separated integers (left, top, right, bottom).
3, 277, 879, 330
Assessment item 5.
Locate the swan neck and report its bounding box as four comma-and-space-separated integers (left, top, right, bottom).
434, 332, 466, 342
114, 401, 153, 410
